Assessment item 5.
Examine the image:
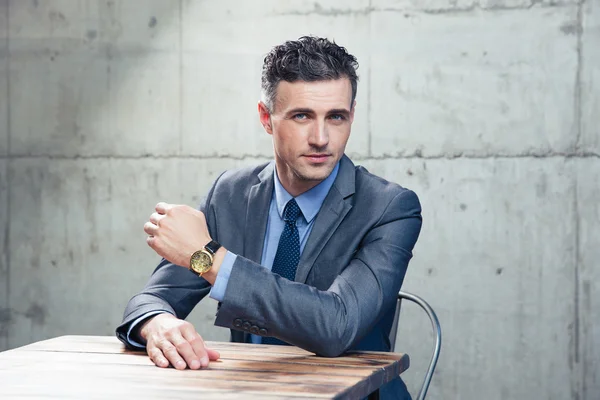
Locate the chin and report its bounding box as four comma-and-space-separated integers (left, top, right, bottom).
296, 165, 335, 182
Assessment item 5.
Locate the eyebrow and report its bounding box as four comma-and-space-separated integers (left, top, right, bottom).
328, 108, 351, 117
286, 108, 314, 116
285, 108, 351, 117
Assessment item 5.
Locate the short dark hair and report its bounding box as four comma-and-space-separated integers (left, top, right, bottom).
261, 36, 359, 111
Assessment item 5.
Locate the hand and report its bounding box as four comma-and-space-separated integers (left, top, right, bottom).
140, 313, 220, 370
144, 202, 211, 268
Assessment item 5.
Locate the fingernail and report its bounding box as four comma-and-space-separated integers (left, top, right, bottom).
190, 360, 200, 369
201, 357, 209, 367
176, 360, 185, 369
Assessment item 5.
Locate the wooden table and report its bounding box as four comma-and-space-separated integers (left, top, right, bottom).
0, 336, 409, 399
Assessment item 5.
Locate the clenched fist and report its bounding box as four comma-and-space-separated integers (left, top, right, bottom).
144, 202, 212, 269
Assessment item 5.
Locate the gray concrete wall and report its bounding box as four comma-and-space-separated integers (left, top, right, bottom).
0, 0, 598, 399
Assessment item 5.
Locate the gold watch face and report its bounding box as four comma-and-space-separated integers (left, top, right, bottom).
190, 250, 213, 275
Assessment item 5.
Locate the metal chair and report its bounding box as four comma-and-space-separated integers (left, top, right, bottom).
389, 291, 442, 400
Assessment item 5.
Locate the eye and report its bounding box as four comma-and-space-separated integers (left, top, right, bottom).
329, 114, 346, 121
293, 113, 308, 120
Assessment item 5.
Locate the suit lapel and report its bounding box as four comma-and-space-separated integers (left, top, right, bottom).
295, 155, 356, 283
243, 163, 274, 264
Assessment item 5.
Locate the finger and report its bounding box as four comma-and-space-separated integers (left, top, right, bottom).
155, 202, 173, 215
146, 235, 156, 248
155, 339, 187, 370
169, 334, 201, 370
147, 346, 169, 368
205, 347, 221, 361
181, 329, 209, 368
144, 221, 159, 236
149, 212, 165, 226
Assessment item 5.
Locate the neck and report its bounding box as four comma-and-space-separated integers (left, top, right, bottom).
274, 161, 321, 197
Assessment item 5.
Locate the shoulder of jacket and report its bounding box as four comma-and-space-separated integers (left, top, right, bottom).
214, 161, 271, 190
353, 164, 412, 201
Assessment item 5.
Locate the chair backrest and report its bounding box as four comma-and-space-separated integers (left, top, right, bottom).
389, 291, 442, 400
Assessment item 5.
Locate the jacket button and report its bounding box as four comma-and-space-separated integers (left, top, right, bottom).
250, 325, 259, 334
259, 328, 268, 336
233, 319, 242, 328
242, 321, 251, 331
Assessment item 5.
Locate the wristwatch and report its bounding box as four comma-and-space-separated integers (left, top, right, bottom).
189, 240, 222, 277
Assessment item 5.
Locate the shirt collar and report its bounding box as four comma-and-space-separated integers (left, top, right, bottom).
273, 161, 340, 223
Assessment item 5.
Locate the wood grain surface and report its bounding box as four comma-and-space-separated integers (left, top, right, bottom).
0, 336, 409, 399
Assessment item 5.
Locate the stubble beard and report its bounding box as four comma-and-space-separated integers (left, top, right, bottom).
292, 161, 334, 183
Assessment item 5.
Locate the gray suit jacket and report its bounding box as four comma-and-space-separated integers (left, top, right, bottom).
116, 155, 422, 399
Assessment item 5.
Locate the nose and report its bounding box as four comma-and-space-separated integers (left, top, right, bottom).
308, 121, 329, 149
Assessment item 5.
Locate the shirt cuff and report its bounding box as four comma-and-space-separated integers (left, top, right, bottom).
126, 311, 166, 349
209, 251, 237, 302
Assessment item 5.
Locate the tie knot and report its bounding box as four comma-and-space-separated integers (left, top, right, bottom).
283, 199, 301, 223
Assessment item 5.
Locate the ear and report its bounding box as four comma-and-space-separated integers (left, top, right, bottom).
258, 101, 273, 135
349, 100, 356, 124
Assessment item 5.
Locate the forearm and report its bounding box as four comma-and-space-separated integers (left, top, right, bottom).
116, 259, 213, 343
214, 256, 385, 357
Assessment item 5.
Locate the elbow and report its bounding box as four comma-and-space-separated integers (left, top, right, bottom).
309, 329, 355, 358
291, 292, 359, 357
311, 301, 358, 357
314, 345, 347, 358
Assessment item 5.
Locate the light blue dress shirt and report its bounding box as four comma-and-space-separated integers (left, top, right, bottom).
126, 161, 339, 348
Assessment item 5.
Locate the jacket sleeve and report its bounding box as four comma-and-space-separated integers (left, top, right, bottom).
115, 173, 224, 348
214, 189, 422, 357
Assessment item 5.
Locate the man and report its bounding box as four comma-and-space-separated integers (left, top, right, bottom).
117, 36, 422, 399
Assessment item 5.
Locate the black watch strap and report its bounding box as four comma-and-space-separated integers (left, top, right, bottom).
204, 240, 221, 255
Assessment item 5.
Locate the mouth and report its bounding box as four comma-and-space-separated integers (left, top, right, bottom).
303, 154, 331, 163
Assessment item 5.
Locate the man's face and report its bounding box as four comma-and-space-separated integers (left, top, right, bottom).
259, 78, 355, 196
